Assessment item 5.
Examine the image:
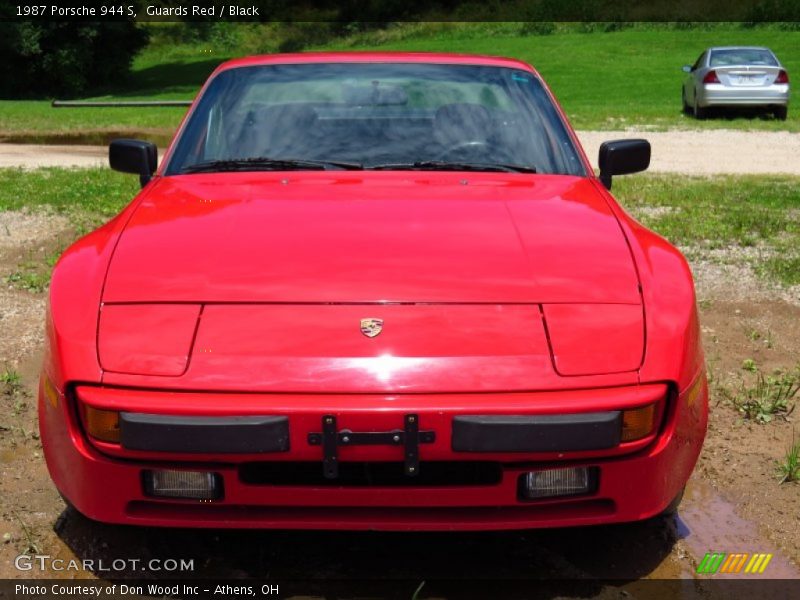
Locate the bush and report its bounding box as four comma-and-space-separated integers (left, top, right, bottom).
0, 22, 148, 98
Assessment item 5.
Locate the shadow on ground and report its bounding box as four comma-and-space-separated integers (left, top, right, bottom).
53, 505, 682, 597
686, 106, 788, 122
98, 58, 226, 99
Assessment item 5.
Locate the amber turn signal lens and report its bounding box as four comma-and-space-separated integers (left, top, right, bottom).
621, 404, 656, 442
83, 406, 121, 443
42, 375, 59, 409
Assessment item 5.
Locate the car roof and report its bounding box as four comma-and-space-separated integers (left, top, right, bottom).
706, 46, 775, 52
213, 52, 538, 75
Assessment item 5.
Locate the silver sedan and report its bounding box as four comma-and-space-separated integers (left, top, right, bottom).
682, 46, 789, 120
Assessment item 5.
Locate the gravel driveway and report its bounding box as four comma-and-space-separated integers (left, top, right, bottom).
578, 130, 800, 175
1, 129, 799, 174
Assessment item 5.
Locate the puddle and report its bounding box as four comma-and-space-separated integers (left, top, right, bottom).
676, 477, 800, 579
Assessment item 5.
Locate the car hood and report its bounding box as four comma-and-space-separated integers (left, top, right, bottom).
103, 172, 640, 304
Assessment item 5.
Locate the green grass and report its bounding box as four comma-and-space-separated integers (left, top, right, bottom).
327, 23, 800, 132
0, 167, 137, 228
0, 369, 22, 391
0, 168, 137, 293
776, 432, 800, 484
1, 368, 27, 418
1, 23, 798, 141
6, 246, 63, 293
728, 370, 799, 424
613, 174, 800, 286
1, 167, 798, 294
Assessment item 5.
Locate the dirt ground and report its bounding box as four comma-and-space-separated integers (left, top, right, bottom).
0, 164, 799, 593
3, 128, 800, 174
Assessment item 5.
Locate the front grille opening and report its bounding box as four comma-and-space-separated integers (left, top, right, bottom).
239, 461, 503, 487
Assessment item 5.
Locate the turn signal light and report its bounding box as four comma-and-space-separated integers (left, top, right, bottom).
621, 404, 657, 442
775, 70, 789, 84
83, 406, 121, 443
703, 70, 720, 84
42, 374, 59, 409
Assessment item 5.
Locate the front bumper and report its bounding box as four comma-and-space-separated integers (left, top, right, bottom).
698, 83, 789, 107
39, 379, 707, 530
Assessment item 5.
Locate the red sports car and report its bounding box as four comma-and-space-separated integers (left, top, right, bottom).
39, 53, 707, 530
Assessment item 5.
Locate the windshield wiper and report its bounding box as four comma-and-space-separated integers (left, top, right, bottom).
368, 161, 537, 174
181, 157, 364, 174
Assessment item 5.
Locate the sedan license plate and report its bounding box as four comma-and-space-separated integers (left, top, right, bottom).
734, 75, 761, 86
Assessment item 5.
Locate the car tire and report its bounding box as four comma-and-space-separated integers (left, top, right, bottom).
775, 106, 788, 121
659, 486, 685, 517
682, 89, 691, 114
693, 99, 707, 120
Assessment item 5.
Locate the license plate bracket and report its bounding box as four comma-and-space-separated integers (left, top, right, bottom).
308, 414, 436, 479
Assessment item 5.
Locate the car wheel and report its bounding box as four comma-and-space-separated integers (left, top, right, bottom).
775, 106, 788, 121
681, 89, 691, 114
693, 98, 707, 120
659, 486, 685, 517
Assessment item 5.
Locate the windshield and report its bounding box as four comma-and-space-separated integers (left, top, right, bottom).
165, 63, 586, 176
709, 48, 778, 67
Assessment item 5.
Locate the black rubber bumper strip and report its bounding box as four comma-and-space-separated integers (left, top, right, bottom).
452, 412, 621, 452
119, 413, 289, 454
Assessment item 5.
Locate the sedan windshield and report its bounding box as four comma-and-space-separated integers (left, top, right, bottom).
165, 63, 586, 176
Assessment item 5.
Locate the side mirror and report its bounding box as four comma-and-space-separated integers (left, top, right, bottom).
682, 65, 693, 73
598, 139, 650, 190
109, 139, 157, 187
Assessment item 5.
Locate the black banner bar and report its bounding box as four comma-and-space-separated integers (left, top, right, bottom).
3, 578, 800, 600
3, 0, 800, 22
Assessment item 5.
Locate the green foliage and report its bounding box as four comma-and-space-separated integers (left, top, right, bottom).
5, 270, 51, 294
520, 21, 556, 36
2, 24, 800, 138
730, 370, 799, 424
0, 167, 137, 229
776, 432, 800, 484
0, 22, 148, 98
0, 168, 137, 294
0, 369, 22, 391
614, 175, 800, 288
3, 167, 798, 296
759, 254, 800, 286
5, 247, 62, 294
326, 23, 800, 131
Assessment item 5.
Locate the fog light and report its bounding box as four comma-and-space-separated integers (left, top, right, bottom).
621, 404, 656, 442
83, 405, 120, 443
143, 470, 222, 500
519, 467, 597, 500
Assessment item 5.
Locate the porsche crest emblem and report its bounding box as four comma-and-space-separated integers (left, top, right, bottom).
360, 318, 384, 338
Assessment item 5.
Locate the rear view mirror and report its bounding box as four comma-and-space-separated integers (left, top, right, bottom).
598, 139, 651, 189
682, 65, 692, 73
109, 139, 157, 187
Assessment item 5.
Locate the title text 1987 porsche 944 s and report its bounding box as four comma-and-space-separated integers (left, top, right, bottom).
39, 53, 707, 530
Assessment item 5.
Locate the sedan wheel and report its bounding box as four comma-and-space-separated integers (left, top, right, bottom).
681, 89, 691, 114
693, 97, 707, 120
775, 106, 788, 121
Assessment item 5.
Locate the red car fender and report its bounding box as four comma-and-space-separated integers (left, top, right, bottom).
44, 198, 146, 392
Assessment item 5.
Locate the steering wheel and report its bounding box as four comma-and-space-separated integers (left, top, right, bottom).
435, 140, 515, 163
